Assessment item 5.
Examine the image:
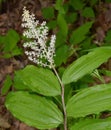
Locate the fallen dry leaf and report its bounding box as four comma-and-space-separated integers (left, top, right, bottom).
0, 116, 11, 128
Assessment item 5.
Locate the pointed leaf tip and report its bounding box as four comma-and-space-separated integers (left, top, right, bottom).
62, 47, 111, 84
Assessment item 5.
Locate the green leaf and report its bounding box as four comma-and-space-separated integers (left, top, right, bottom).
65, 12, 77, 23
10, 46, 22, 56
14, 70, 29, 90
55, 31, 66, 47
70, 21, 93, 45
81, 37, 97, 50
66, 83, 111, 118
57, 13, 68, 37
55, 0, 65, 14
71, 118, 111, 130
100, 69, 111, 77
0, 35, 4, 45
42, 7, 54, 19
64, 84, 73, 104
106, 0, 111, 3
69, 0, 85, 10
3, 46, 22, 58
62, 47, 111, 84
105, 29, 111, 43
1, 75, 12, 95
3, 29, 20, 52
89, 0, 98, 6
82, 7, 95, 18
0, 29, 21, 58
54, 45, 69, 66
91, 69, 105, 83
47, 20, 57, 29
14, 65, 61, 96
5, 91, 63, 129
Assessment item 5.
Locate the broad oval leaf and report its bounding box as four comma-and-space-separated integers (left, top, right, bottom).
71, 118, 111, 130
5, 29, 20, 51
5, 91, 63, 129
14, 65, 61, 96
66, 83, 111, 118
62, 47, 111, 84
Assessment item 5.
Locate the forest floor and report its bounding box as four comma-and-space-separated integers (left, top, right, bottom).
0, 0, 111, 130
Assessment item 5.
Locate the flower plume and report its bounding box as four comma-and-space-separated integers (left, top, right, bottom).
22, 7, 56, 68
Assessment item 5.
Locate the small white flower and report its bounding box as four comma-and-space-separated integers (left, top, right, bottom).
22, 7, 56, 68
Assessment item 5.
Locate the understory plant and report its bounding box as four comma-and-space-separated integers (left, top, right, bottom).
0, 29, 22, 58
5, 7, 111, 130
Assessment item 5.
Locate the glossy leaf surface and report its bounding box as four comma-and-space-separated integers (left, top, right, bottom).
14, 65, 61, 96
62, 47, 111, 84
5, 91, 63, 129
66, 83, 111, 118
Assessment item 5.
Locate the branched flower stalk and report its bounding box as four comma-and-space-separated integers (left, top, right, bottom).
22, 7, 67, 130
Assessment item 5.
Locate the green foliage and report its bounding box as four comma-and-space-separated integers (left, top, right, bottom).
80, 37, 97, 51
70, 21, 93, 45
55, 0, 65, 14
57, 13, 68, 37
91, 69, 104, 83
1, 75, 12, 95
54, 45, 69, 66
100, 69, 111, 77
5, 45, 111, 129
82, 7, 95, 18
42, 7, 54, 19
62, 47, 111, 84
89, 0, 98, 6
14, 70, 29, 90
5, 44, 111, 129
71, 118, 111, 130
69, 0, 85, 10
5, 91, 63, 129
0, 29, 22, 58
104, 29, 111, 43
66, 83, 111, 118
13, 65, 61, 96
105, 0, 111, 2
4, 0, 111, 130
65, 12, 78, 23
55, 31, 66, 47
47, 20, 57, 29
41, 0, 96, 68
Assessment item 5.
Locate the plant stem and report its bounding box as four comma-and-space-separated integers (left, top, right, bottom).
52, 67, 67, 130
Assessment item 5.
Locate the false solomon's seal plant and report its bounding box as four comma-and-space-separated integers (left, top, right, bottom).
5, 7, 111, 130
21, 7, 67, 129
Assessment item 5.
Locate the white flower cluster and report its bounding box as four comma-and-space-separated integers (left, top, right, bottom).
22, 7, 56, 68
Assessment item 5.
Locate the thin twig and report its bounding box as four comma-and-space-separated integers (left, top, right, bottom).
52, 67, 67, 130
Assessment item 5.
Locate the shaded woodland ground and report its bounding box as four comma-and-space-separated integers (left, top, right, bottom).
0, 0, 111, 130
